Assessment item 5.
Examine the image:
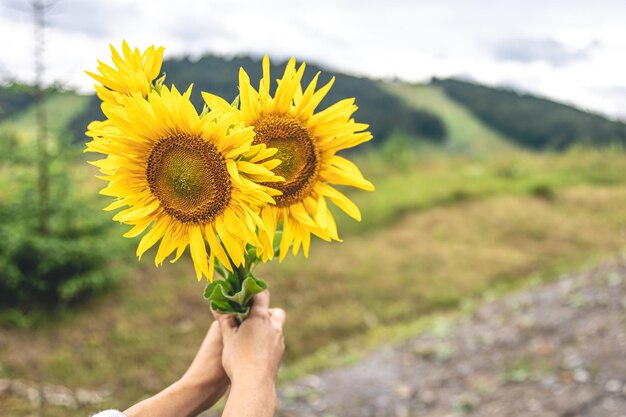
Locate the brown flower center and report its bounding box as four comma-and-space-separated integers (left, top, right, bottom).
253, 115, 319, 207
146, 134, 231, 223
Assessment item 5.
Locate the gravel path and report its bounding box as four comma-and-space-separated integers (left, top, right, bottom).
274, 259, 626, 417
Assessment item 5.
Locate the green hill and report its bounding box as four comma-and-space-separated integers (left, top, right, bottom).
69, 55, 448, 145
0, 90, 89, 144
4, 57, 626, 154
0, 84, 36, 123
383, 82, 517, 154
0, 87, 89, 156
433, 78, 626, 150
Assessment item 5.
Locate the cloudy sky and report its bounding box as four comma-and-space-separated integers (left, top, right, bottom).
1, 0, 625, 119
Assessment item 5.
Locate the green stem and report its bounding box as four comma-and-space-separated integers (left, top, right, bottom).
204, 253, 267, 323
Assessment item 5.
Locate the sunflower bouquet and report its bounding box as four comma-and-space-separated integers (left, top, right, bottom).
86, 42, 373, 321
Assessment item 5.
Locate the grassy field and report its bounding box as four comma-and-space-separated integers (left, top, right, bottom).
342, 146, 625, 235
2, 144, 626, 416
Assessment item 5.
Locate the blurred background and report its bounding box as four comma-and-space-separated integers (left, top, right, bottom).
1, 1, 625, 416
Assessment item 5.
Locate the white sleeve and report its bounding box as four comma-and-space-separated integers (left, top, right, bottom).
91, 410, 127, 417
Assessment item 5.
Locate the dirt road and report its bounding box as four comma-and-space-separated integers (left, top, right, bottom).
274, 259, 626, 417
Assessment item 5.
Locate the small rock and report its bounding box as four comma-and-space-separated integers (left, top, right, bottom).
42, 384, 77, 409
420, 389, 436, 405
536, 342, 554, 356
573, 369, 590, 384
301, 375, 323, 389
605, 379, 623, 393
518, 314, 535, 328
394, 383, 413, 400
479, 332, 495, 347
11, 380, 41, 407
606, 272, 623, 286
75, 388, 110, 405
562, 350, 583, 369
601, 396, 618, 410
394, 404, 409, 417
539, 376, 558, 389
310, 397, 327, 412
0, 378, 10, 396
559, 371, 575, 384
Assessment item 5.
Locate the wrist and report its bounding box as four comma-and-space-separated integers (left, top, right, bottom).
180, 367, 228, 391
230, 369, 277, 389
229, 375, 277, 408
124, 379, 215, 417
174, 374, 229, 413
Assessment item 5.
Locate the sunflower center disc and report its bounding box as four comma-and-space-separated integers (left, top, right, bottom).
147, 134, 231, 223
254, 115, 319, 207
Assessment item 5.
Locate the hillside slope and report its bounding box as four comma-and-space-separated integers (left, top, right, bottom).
5, 60, 626, 153
0, 84, 34, 122
0, 90, 89, 145
433, 78, 626, 150
384, 83, 517, 154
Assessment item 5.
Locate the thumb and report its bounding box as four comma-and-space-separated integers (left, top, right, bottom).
211, 309, 237, 338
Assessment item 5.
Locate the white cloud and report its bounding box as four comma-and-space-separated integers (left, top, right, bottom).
1, 0, 625, 119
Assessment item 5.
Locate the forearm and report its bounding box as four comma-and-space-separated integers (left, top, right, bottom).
222, 376, 277, 417
125, 377, 228, 417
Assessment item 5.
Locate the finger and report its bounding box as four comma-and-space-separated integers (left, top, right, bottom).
211, 309, 237, 337
269, 307, 286, 328
207, 320, 222, 340
250, 290, 271, 316
197, 320, 222, 354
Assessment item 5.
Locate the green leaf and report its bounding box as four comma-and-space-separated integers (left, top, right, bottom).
210, 299, 233, 313
203, 278, 234, 300
203, 281, 221, 299
207, 283, 229, 303
222, 288, 246, 306
231, 95, 240, 108
241, 276, 268, 305
203, 249, 270, 323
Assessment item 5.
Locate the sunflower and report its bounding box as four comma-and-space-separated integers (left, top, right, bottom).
86, 85, 283, 280
202, 56, 374, 262
85, 41, 165, 106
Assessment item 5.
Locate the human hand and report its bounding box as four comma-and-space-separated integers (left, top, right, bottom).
180, 320, 229, 391
124, 319, 229, 417
212, 290, 286, 387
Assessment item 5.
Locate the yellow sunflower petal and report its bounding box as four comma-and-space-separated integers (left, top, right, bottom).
198, 55, 372, 260
85, 53, 282, 279
189, 225, 210, 280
